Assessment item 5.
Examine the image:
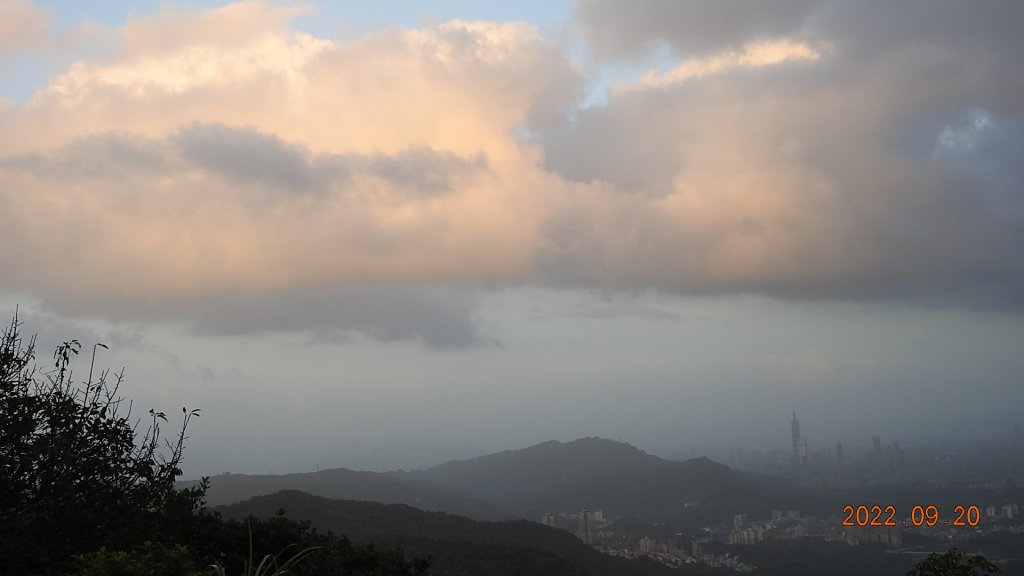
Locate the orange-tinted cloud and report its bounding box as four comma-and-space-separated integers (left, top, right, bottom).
0, 0, 52, 62
0, 4, 578, 320
1, 0, 1022, 341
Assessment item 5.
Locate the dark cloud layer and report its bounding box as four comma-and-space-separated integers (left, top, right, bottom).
173, 123, 488, 196
184, 285, 487, 349
175, 123, 319, 192
577, 0, 815, 58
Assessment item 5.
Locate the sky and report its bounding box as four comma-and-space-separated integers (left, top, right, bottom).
1, 0, 1022, 477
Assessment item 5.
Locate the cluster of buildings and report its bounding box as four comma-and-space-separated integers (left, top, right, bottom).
986, 503, 1018, 520
727, 510, 816, 545
790, 411, 904, 481
597, 532, 755, 572
538, 509, 761, 572
537, 509, 756, 572
721, 411, 1024, 493
540, 509, 605, 544
531, 411, 1024, 572
538, 500, 1022, 573
726, 500, 1024, 548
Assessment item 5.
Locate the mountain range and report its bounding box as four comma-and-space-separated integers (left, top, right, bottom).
395, 437, 808, 523
188, 437, 1024, 575
192, 437, 811, 526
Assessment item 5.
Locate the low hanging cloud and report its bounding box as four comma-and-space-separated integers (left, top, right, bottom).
0, 0, 1022, 345
184, 285, 487, 349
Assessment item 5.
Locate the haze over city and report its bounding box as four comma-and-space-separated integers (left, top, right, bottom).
1, 0, 1022, 478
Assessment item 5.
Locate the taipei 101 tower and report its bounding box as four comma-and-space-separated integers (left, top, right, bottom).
791, 411, 807, 467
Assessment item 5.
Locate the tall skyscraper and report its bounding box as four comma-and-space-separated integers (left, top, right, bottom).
791, 411, 800, 450
873, 435, 882, 460
836, 440, 844, 464
792, 411, 807, 466
578, 510, 591, 544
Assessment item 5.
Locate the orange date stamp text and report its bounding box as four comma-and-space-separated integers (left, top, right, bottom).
841, 504, 980, 527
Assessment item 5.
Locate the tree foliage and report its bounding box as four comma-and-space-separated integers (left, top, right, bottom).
1, 312, 432, 575
907, 547, 1001, 576
74, 542, 203, 576
0, 313, 203, 575
202, 513, 431, 576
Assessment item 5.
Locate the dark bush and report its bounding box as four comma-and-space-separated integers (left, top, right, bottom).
0, 313, 203, 575
1, 313, 430, 575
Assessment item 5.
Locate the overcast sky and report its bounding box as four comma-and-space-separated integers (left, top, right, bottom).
1, 0, 1022, 477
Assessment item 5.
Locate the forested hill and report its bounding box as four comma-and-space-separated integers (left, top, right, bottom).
183, 467, 506, 520
393, 437, 810, 523
219, 490, 730, 576
394, 437, 666, 503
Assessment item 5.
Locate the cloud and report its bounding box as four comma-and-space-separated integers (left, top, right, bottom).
576, 0, 815, 59
621, 38, 825, 92
0, 0, 51, 63
542, 1, 1024, 305
171, 122, 487, 197
1, 1, 1023, 346
117, 0, 311, 58
184, 285, 488, 349
0, 6, 581, 344
173, 122, 321, 192
0, 123, 528, 307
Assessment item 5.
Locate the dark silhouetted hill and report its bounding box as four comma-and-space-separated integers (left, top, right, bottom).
183, 467, 505, 520
395, 437, 807, 524
219, 490, 727, 576
535, 456, 809, 526
396, 437, 664, 505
